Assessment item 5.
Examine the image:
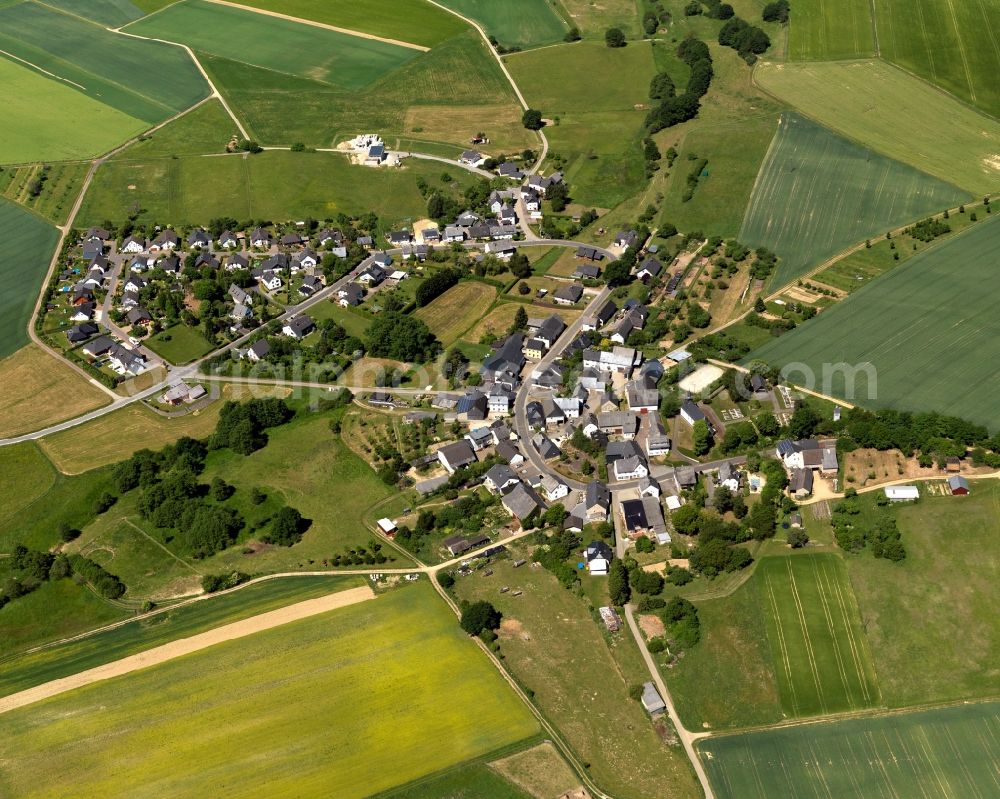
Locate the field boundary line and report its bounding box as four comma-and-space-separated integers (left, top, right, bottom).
120, 517, 204, 576
0, 585, 376, 715
0, 47, 86, 90
196, 0, 430, 52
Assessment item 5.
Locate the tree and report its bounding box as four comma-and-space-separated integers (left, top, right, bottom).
732, 493, 748, 519
692, 419, 713, 455
268, 506, 306, 547
210, 477, 234, 502
437, 572, 455, 589
671, 503, 702, 536
509, 252, 532, 279
543, 503, 568, 527
608, 558, 631, 605
787, 528, 809, 548
649, 71, 676, 100
250, 487, 267, 505
426, 194, 444, 219
510, 305, 528, 332
605, 27, 626, 47
365, 312, 440, 362
714, 485, 734, 513
547, 182, 570, 212
631, 569, 664, 595
762, 0, 790, 23
787, 404, 820, 439
522, 108, 544, 130
564, 26, 581, 42
635, 535, 655, 553
754, 296, 767, 313
755, 411, 779, 437
460, 600, 502, 636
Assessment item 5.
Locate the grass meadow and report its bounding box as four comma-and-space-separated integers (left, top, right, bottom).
848, 484, 1000, 707
754, 60, 1000, 195
0, 199, 60, 357
414, 281, 497, 345
200, 31, 520, 150
110, 98, 237, 159
455, 559, 701, 799
0, 56, 145, 164
143, 324, 215, 364
787, 0, 875, 60
0, 161, 90, 224
758, 555, 881, 717
126, 0, 419, 91
558, 0, 640, 38
0, 584, 540, 798
435, 0, 568, 49
507, 41, 655, 208
874, 0, 1000, 120
698, 701, 1000, 798
740, 113, 969, 288
77, 150, 475, 228
235, 0, 467, 48
0, 575, 364, 697
748, 214, 1000, 428
0, 2, 208, 124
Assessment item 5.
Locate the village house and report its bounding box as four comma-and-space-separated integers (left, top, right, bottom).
437, 440, 477, 474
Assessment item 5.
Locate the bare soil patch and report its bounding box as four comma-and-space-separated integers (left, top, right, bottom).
638, 614, 665, 639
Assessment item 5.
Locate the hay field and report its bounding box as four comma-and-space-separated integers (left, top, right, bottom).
235, 0, 467, 48
0, 161, 90, 225
699, 702, 1000, 798
0, 56, 145, 164
874, 0, 1000, 120
414, 281, 497, 345
787, 0, 875, 60
747, 215, 1000, 429
754, 60, 1000, 195
0, 198, 60, 357
0, 2, 208, 123
0, 345, 109, 438
0, 584, 539, 798
126, 0, 419, 90
435, 0, 567, 49
759, 555, 880, 717
740, 113, 969, 288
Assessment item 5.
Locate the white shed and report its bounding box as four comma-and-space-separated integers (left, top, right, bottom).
884, 486, 919, 502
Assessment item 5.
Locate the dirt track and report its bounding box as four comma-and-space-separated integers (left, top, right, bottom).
0, 585, 375, 716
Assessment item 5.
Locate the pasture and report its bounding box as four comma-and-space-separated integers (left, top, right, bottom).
848, 484, 1000, 706
558, 0, 640, 38
455, 559, 701, 799
436, 0, 567, 49
78, 150, 474, 228
0, 345, 109, 438
754, 60, 1000, 195
0, 2, 208, 124
740, 113, 969, 288
112, 98, 237, 159
748, 215, 1000, 429
415, 281, 497, 345
758, 555, 880, 717
0, 56, 145, 164
874, 0, 1000, 120
201, 31, 518, 149
0, 575, 362, 698
787, 0, 875, 60
235, 0, 467, 48
698, 702, 1000, 799
0, 584, 540, 798
0, 198, 60, 357
126, 0, 419, 90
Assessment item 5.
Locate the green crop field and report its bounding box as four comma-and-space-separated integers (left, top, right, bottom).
435, 0, 567, 49
0, 198, 60, 357
754, 60, 1000, 195
143, 324, 215, 364
0, 575, 363, 697
748, 214, 1000, 428
848, 484, 1000, 707
235, 0, 467, 48
40, 0, 144, 27
78, 150, 475, 227
0, 2, 208, 124
200, 31, 520, 150
0, 56, 146, 164
0, 584, 540, 798
740, 113, 969, 288
874, 0, 1000, 120
698, 701, 1000, 799
787, 0, 875, 60
758, 554, 880, 717
126, 0, 419, 91
414, 281, 496, 345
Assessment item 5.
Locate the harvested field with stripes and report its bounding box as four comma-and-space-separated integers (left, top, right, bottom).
414, 281, 497, 346
759, 554, 881, 717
